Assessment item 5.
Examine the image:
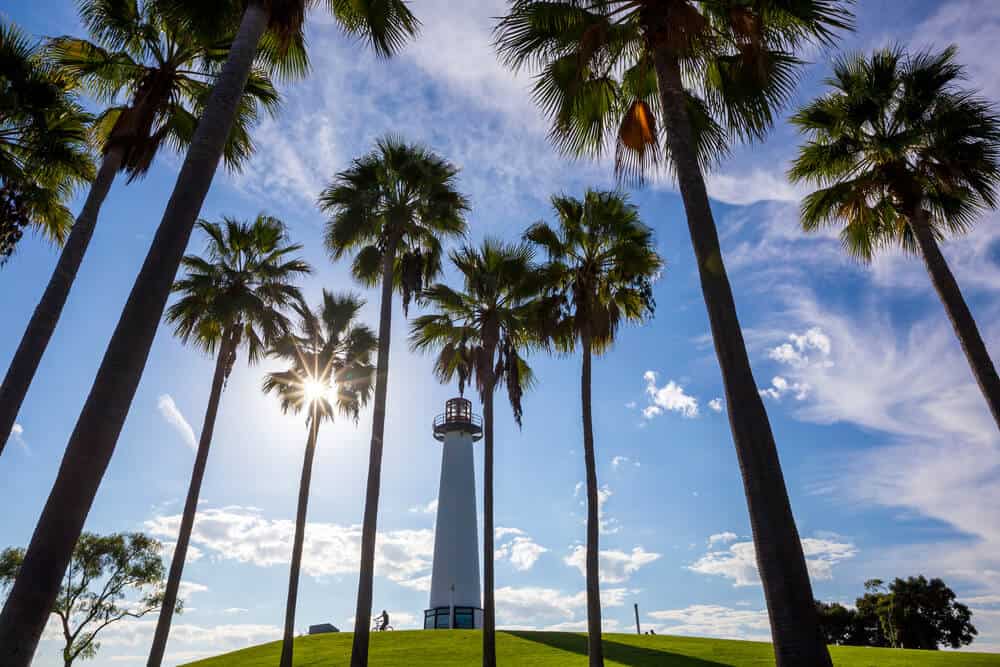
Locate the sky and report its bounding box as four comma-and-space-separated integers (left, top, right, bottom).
3, 0, 1000, 664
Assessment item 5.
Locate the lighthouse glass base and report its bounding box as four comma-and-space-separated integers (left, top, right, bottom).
423, 606, 483, 630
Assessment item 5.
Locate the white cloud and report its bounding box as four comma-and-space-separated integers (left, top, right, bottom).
7, 423, 28, 453
494, 585, 631, 628
564, 545, 661, 584
408, 498, 438, 515
688, 535, 857, 587
759, 375, 811, 401
704, 168, 806, 206
767, 327, 832, 368
708, 398, 723, 413
624, 401, 637, 409
642, 371, 699, 419
597, 485, 619, 535
157, 394, 197, 452
611, 455, 640, 470
145, 506, 433, 589
495, 528, 548, 571
647, 605, 771, 642
707, 532, 738, 548
222, 608, 248, 615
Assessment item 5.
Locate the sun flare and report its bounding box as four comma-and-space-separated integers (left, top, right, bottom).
303, 378, 331, 404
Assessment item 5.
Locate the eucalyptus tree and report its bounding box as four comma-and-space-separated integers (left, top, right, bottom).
495, 2, 853, 663
0, 0, 281, 455
790, 46, 1000, 431
526, 190, 661, 666
147, 215, 309, 665
320, 136, 469, 662
0, 21, 93, 263
263, 291, 376, 667
0, 1, 418, 661
410, 239, 539, 667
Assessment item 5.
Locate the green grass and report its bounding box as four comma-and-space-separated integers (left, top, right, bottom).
184, 630, 1000, 666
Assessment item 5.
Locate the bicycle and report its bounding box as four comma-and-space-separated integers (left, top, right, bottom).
372, 621, 394, 632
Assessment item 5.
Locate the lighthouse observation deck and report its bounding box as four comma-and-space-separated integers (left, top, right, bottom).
432, 397, 483, 441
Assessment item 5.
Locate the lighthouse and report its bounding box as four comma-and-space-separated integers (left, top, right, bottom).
423, 397, 484, 630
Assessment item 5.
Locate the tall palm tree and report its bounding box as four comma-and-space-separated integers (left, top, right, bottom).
495, 3, 853, 663
526, 190, 661, 667
320, 135, 469, 665
790, 46, 1000, 431
0, 3, 416, 662
147, 215, 309, 666
263, 291, 376, 667
0, 21, 94, 263
0, 0, 281, 455
410, 238, 539, 667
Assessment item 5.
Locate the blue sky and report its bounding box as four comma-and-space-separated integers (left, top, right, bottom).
4, 0, 1000, 663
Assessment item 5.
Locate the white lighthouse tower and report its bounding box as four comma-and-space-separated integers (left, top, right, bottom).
423, 397, 484, 630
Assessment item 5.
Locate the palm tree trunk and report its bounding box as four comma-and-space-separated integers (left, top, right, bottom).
649, 48, 830, 667
909, 210, 1000, 430
350, 237, 398, 667
581, 338, 604, 667
0, 3, 270, 661
147, 334, 235, 667
0, 145, 124, 455
481, 375, 496, 667
280, 409, 321, 667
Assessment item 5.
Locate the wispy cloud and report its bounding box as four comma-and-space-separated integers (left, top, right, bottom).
408, 498, 438, 515
689, 534, 856, 587
564, 545, 661, 584
157, 394, 197, 452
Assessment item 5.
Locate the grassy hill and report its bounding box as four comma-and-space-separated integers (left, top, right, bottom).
184, 630, 1000, 666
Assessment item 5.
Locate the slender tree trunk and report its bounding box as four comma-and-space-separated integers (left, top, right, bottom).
0, 4, 270, 661
649, 48, 830, 667
481, 376, 496, 667
0, 146, 124, 454
909, 210, 1000, 430
280, 409, 320, 667
147, 334, 235, 666
580, 338, 604, 667
350, 237, 398, 667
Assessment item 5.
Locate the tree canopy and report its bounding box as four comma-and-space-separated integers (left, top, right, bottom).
0, 532, 173, 666
816, 576, 977, 650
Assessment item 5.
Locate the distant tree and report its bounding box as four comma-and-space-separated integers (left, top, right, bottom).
817, 576, 977, 650
0, 533, 174, 667
814, 600, 862, 646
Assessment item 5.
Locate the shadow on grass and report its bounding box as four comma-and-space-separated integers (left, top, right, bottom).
503, 632, 732, 666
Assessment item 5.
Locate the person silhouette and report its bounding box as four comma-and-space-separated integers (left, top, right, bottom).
378, 609, 389, 631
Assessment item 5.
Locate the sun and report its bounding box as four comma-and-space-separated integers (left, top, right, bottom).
303, 378, 331, 404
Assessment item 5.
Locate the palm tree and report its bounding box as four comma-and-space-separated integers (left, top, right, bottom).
320, 135, 469, 664
410, 239, 539, 667
0, 2, 417, 661
495, 3, 853, 663
0, 21, 94, 263
526, 190, 661, 667
0, 0, 281, 455
147, 215, 309, 666
263, 291, 376, 667
790, 46, 1000, 431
